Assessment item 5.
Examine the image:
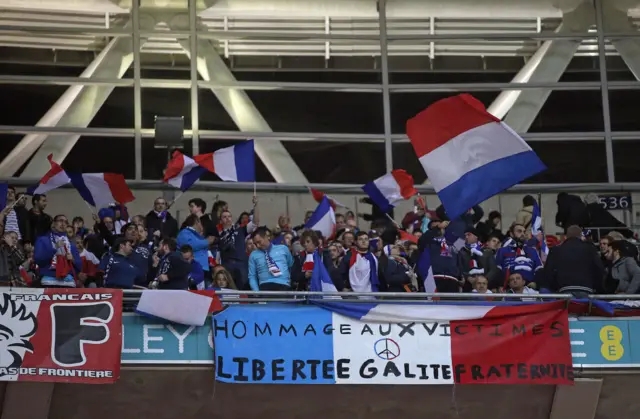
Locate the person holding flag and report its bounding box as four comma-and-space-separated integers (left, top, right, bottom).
34, 214, 82, 288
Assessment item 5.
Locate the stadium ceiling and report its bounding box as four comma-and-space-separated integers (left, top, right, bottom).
0, 0, 636, 63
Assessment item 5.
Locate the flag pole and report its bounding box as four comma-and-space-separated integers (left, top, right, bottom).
253, 181, 257, 198
167, 191, 184, 210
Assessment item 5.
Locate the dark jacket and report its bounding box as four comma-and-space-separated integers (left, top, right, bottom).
377, 254, 414, 292
103, 252, 144, 289
418, 228, 461, 279
0, 242, 26, 286
556, 193, 589, 231
156, 251, 192, 290
145, 211, 179, 240
291, 250, 342, 291
26, 209, 52, 243
543, 237, 604, 294
459, 246, 500, 290
130, 244, 152, 287
585, 202, 633, 239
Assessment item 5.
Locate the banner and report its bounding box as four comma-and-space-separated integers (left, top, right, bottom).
121, 313, 213, 364
213, 302, 573, 385
0, 288, 122, 384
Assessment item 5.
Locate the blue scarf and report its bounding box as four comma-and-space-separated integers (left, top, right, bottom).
264, 245, 282, 277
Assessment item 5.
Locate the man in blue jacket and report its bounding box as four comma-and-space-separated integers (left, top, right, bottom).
249, 226, 293, 291
177, 214, 215, 285
103, 237, 145, 289
34, 214, 82, 287
121, 222, 152, 287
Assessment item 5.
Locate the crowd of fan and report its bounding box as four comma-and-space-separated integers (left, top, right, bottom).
0, 185, 639, 298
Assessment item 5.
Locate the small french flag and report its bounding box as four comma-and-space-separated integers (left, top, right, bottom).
164, 150, 207, 192
417, 249, 436, 293
406, 94, 546, 220
69, 173, 135, 209
27, 154, 70, 196
208, 250, 218, 267
304, 197, 336, 239
362, 169, 417, 213
136, 289, 223, 326
531, 201, 549, 256
195, 141, 255, 182
309, 188, 346, 210
302, 253, 314, 272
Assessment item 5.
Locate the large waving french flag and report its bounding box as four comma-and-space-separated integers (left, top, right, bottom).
305, 196, 336, 239
27, 154, 70, 195
163, 150, 207, 191
406, 94, 546, 220
195, 141, 255, 182
361, 169, 417, 213
69, 173, 135, 209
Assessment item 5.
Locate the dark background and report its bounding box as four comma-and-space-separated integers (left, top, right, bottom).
1, 56, 639, 184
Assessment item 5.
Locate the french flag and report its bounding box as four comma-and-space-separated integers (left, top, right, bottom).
362, 169, 417, 213
531, 201, 549, 256
309, 188, 345, 210
69, 173, 135, 210
309, 252, 340, 296
304, 197, 336, 239
312, 299, 566, 324
194, 141, 255, 182
136, 289, 223, 326
27, 154, 70, 195
417, 248, 436, 293
164, 150, 207, 191
406, 94, 546, 220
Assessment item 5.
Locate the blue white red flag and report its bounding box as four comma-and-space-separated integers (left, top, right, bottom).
406, 94, 546, 219
136, 289, 223, 326
27, 154, 70, 196
362, 169, 417, 213
69, 173, 134, 209
531, 201, 549, 256
304, 197, 336, 239
195, 140, 255, 182
163, 150, 207, 191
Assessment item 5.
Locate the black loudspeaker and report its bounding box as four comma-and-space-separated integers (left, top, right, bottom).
154, 116, 184, 149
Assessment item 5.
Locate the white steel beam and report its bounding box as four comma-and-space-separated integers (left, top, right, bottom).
14, 35, 138, 178
601, 2, 640, 81
487, 25, 568, 119
500, 3, 594, 133
170, 17, 307, 183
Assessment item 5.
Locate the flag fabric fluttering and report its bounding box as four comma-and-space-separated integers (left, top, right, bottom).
69, 173, 135, 210
531, 200, 549, 256
312, 299, 566, 324
417, 248, 437, 293
135, 289, 223, 326
304, 197, 336, 239
309, 188, 346, 210
309, 252, 340, 295
26, 154, 70, 196
362, 169, 418, 213
406, 94, 546, 220
163, 150, 208, 192
195, 140, 255, 182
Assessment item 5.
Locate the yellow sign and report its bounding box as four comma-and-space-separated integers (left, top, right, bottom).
600, 325, 624, 361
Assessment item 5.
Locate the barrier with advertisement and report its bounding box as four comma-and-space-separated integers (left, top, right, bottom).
121, 314, 213, 364
570, 317, 640, 368
0, 289, 122, 384
212, 303, 574, 385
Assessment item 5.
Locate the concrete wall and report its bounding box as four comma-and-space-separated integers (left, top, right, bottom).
0, 369, 639, 419
20, 188, 637, 235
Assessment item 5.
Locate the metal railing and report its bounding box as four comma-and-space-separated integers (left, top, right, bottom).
121, 289, 639, 306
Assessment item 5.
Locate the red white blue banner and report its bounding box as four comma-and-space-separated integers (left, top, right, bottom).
213, 301, 573, 385
0, 288, 122, 384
